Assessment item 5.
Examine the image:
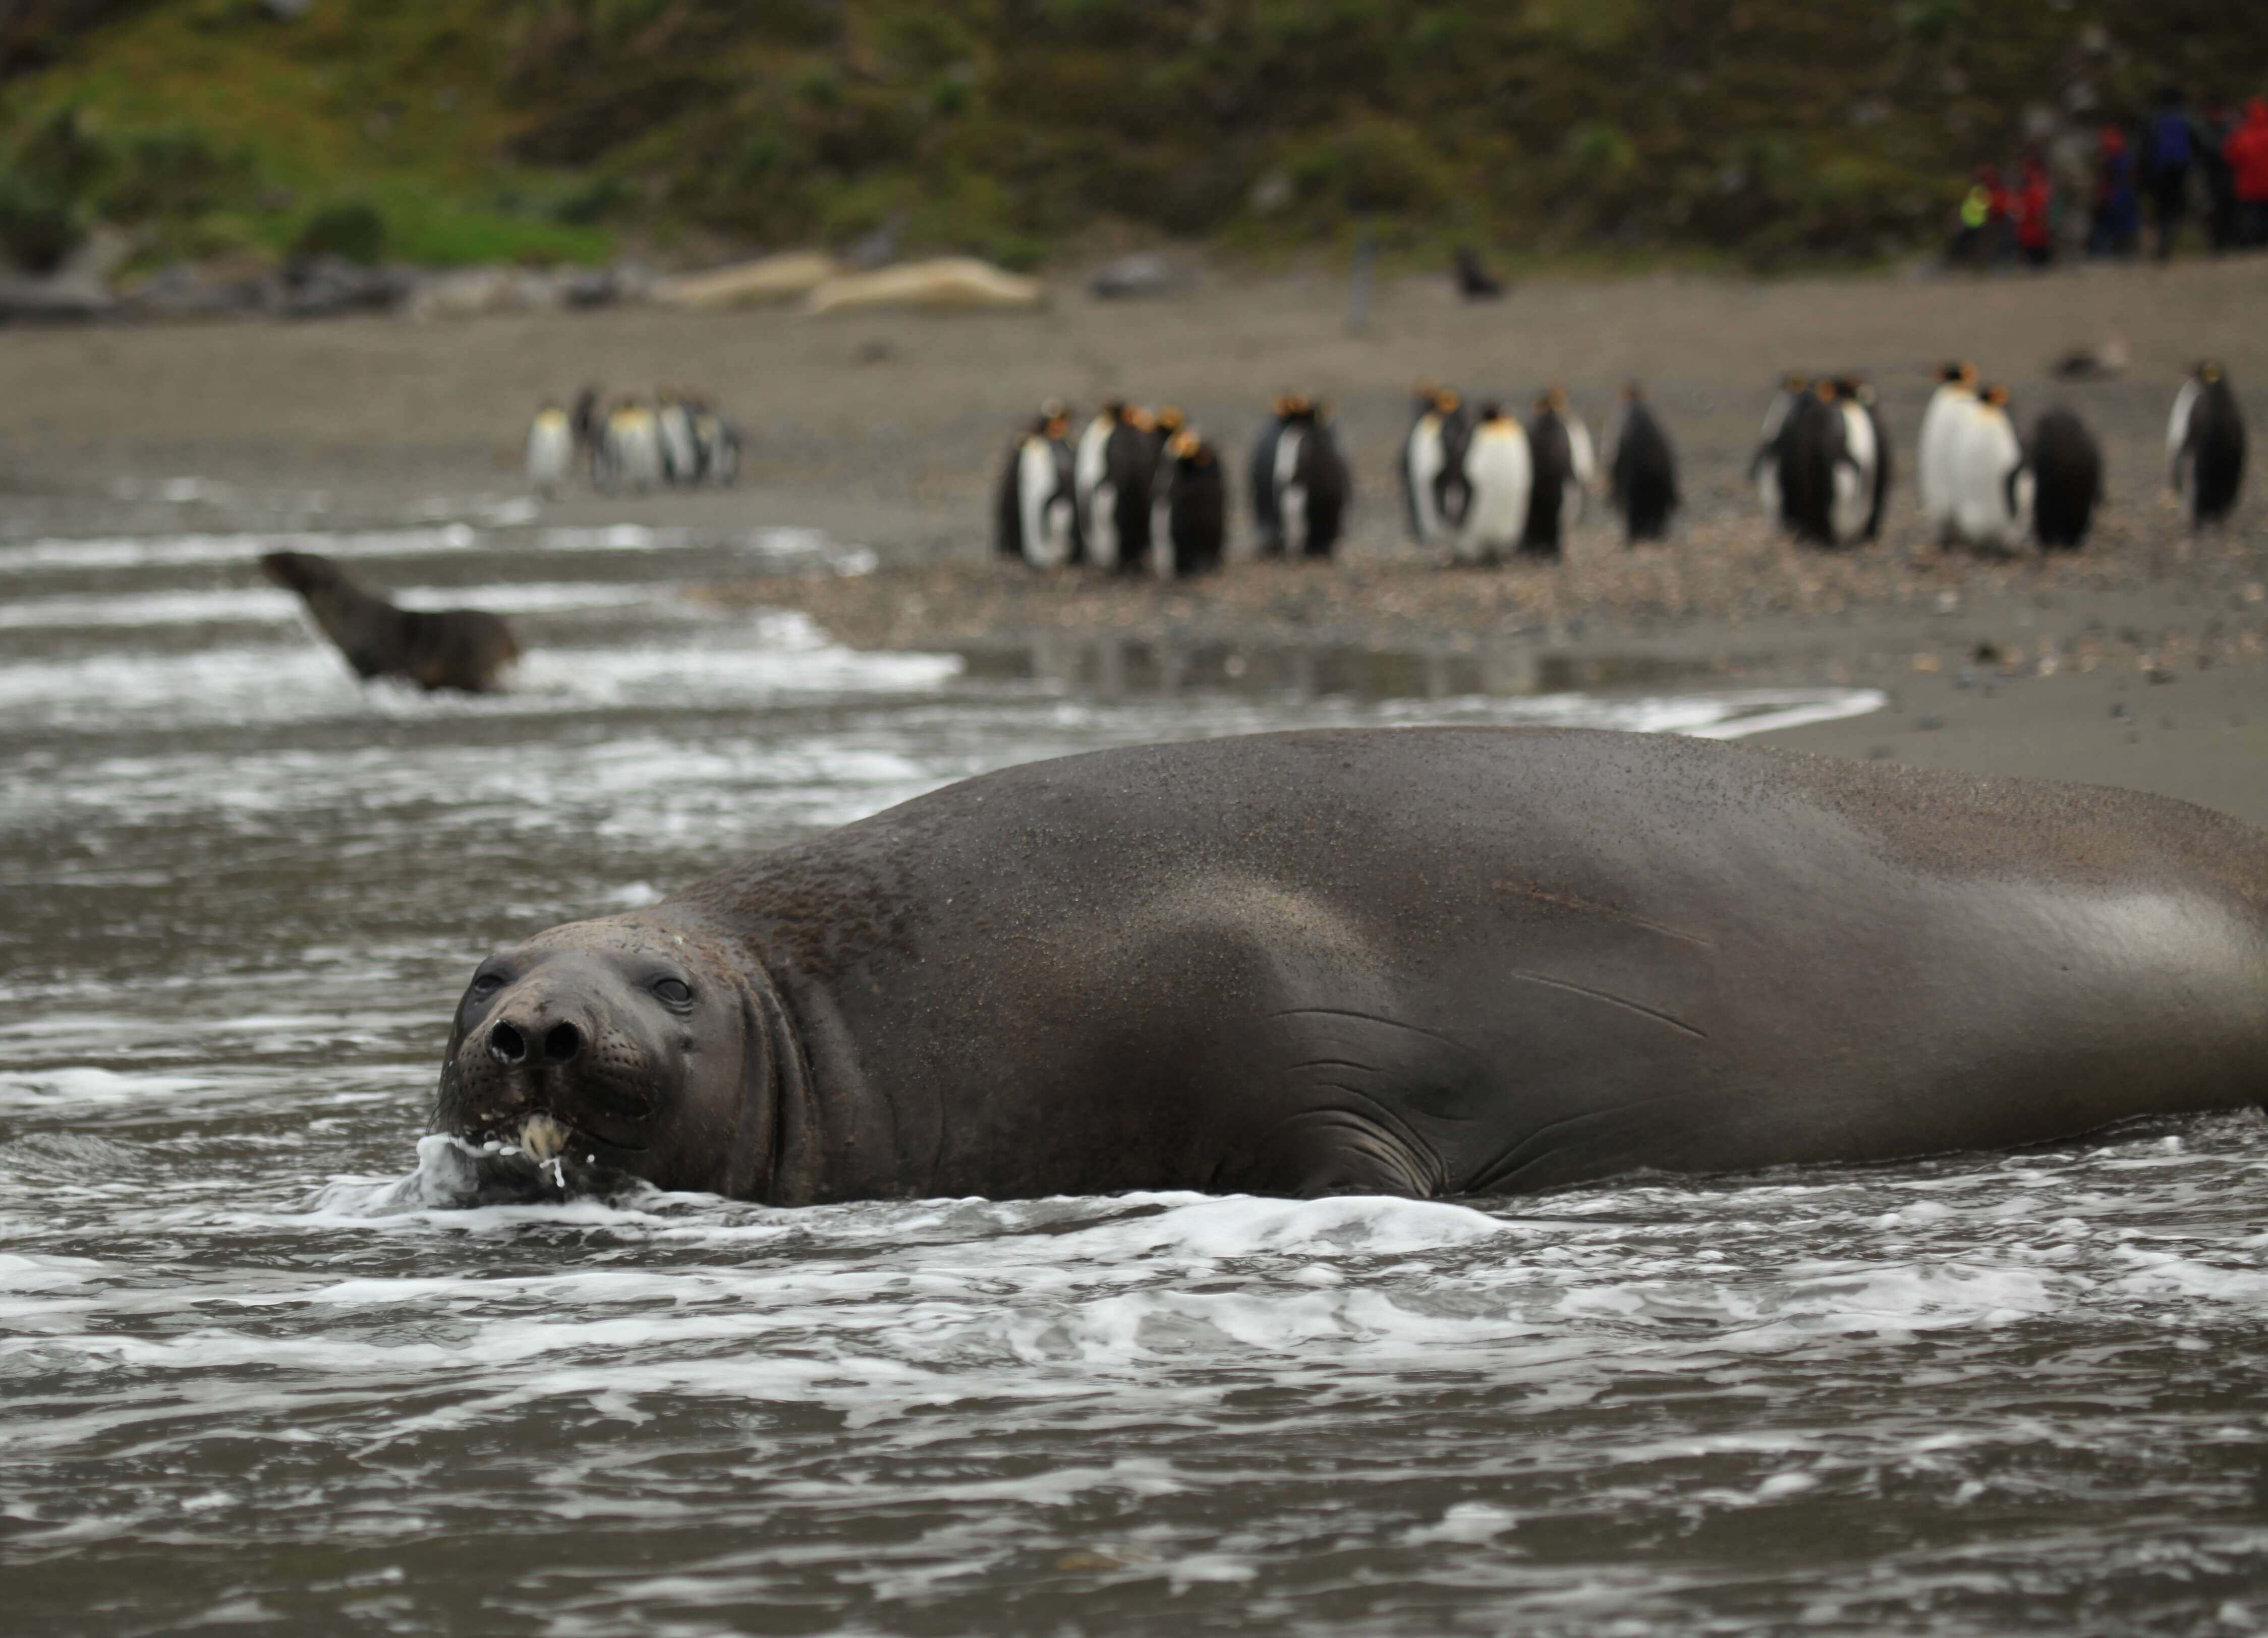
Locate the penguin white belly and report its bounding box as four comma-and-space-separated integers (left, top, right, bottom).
1018, 439, 1071, 568
1565, 416, 1597, 522
1274, 429, 1308, 553
2167, 379, 2200, 500
1917, 387, 1971, 533
1754, 391, 1790, 521
525, 414, 573, 496
1831, 402, 1878, 544
1460, 427, 1532, 562
1407, 418, 1446, 544
1089, 478, 1118, 566
697, 415, 740, 484
1075, 420, 1113, 534
658, 405, 701, 483
1950, 406, 2026, 548
617, 413, 664, 490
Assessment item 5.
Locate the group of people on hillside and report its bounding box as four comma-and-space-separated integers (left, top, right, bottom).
1951, 88, 2268, 268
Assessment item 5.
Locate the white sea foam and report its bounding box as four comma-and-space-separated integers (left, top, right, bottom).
0, 579, 688, 630
0, 611, 961, 734
0, 524, 482, 574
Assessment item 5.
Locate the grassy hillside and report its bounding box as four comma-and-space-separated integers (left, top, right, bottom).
3, 1, 2264, 275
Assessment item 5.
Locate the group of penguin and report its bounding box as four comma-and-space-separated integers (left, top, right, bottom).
1399, 384, 1679, 562
1004, 359, 2247, 573
1759, 359, 2246, 552
996, 398, 1344, 578
525, 386, 742, 497
995, 386, 1681, 575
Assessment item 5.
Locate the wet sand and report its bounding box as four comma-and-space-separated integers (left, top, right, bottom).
3, 253, 2264, 814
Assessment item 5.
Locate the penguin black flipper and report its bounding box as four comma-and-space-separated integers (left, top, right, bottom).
1522, 405, 1571, 556
1863, 398, 1892, 541
994, 438, 1027, 559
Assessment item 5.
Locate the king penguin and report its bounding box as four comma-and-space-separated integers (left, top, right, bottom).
1918, 360, 1979, 542
1753, 372, 1809, 526
1948, 385, 2031, 551
1261, 396, 1351, 559
525, 401, 573, 498
1828, 377, 1889, 544
1772, 382, 1843, 546
655, 390, 703, 485
1248, 395, 1293, 556
994, 405, 1082, 568
1606, 384, 1677, 543
1457, 403, 1533, 566
1154, 428, 1227, 580
595, 398, 664, 493
2169, 361, 2247, 527
2030, 406, 2102, 550
1400, 383, 1470, 549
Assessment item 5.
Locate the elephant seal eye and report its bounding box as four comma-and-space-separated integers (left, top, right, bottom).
468, 973, 503, 999
653, 977, 693, 1006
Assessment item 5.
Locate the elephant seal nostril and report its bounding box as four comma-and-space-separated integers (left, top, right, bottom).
543, 1022, 583, 1064
488, 1021, 528, 1065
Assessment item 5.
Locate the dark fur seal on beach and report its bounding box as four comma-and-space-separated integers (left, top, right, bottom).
260, 550, 521, 693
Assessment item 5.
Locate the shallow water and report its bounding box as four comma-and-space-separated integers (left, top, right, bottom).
5, 501, 2264, 1635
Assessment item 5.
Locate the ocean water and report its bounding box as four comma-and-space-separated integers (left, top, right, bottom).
6, 502, 2264, 1636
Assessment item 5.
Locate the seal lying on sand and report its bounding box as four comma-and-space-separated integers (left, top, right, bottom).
261, 551, 520, 693
433, 729, 2268, 1203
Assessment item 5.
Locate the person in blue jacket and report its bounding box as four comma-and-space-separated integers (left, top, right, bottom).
2143, 86, 2202, 260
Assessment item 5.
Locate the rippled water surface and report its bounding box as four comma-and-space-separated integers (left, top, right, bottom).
5, 500, 2265, 1636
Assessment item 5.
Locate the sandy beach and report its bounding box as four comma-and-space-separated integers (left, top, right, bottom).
4, 252, 2264, 814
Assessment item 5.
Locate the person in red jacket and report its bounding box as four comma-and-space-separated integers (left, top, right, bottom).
2227, 96, 2268, 248
2014, 155, 2055, 267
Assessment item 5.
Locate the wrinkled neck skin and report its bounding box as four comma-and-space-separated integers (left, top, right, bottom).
431, 904, 895, 1206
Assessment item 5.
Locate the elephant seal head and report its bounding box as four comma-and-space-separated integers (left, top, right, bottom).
432, 909, 789, 1200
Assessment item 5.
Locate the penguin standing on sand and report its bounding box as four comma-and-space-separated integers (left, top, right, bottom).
1948, 385, 2031, 551
1772, 382, 1845, 546
2168, 361, 2247, 527
1400, 384, 1470, 548
594, 398, 665, 493
1076, 401, 1158, 572
1457, 404, 1533, 566
1829, 377, 1889, 543
1918, 361, 1980, 542
1153, 428, 1227, 579
2030, 407, 2103, 549
525, 401, 573, 497
656, 390, 703, 486
1605, 384, 1677, 543
1259, 396, 1351, 559
1522, 392, 1579, 556
691, 396, 741, 486
569, 385, 603, 475
1752, 372, 1809, 524
1074, 401, 1125, 563
994, 405, 1081, 568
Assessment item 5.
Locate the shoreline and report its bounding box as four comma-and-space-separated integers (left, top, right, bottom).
3, 255, 2264, 817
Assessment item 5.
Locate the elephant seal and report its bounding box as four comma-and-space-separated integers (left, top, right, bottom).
261, 550, 520, 693
432, 728, 2268, 1203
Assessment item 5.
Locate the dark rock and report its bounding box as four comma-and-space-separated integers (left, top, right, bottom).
269, 256, 410, 319
1090, 253, 1181, 300
0, 273, 112, 324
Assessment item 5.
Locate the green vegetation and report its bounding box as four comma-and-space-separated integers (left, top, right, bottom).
3, 1, 2263, 273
